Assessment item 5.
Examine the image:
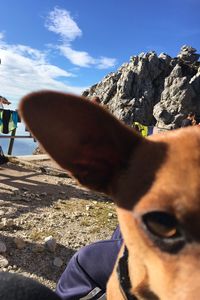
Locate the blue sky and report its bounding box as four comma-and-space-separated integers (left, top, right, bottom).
0, 0, 199, 109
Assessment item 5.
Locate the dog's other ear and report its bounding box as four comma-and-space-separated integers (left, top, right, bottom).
19, 91, 144, 194
0, 271, 61, 300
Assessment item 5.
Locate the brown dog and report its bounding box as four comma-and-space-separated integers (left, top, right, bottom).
19, 91, 200, 300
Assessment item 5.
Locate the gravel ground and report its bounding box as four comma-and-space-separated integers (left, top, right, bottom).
0, 158, 117, 290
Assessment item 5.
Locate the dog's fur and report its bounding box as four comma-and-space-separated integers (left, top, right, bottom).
19, 91, 200, 300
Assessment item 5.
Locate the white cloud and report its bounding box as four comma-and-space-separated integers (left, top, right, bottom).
0, 40, 87, 104
59, 45, 95, 67
59, 45, 117, 69
97, 57, 117, 69
45, 7, 82, 42
45, 7, 117, 69
0, 7, 117, 107
0, 32, 5, 40
8, 44, 47, 63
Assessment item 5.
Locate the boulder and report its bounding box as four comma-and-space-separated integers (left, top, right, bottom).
83, 46, 200, 129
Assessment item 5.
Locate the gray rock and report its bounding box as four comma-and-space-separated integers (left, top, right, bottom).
53, 257, 63, 267
178, 45, 200, 63
154, 64, 197, 128
44, 236, 57, 252
0, 241, 6, 253
108, 213, 114, 218
0, 255, 9, 267
0, 210, 5, 216
40, 192, 47, 197
83, 45, 200, 129
32, 244, 45, 253
1, 218, 14, 227
14, 237, 26, 249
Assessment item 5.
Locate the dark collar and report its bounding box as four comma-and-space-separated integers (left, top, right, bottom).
116, 246, 137, 300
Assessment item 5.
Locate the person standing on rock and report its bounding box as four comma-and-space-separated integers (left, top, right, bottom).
181, 112, 196, 127
0, 96, 11, 165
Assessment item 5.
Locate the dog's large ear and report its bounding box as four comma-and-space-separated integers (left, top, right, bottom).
19, 91, 144, 194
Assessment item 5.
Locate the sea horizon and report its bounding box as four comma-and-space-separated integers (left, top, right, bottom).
0, 123, 37, 156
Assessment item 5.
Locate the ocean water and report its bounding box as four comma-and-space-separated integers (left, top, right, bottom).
0, 123, 37, 156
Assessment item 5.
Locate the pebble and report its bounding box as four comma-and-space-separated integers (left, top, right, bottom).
1, 218, 14, 227
86, 205, 92, 211
0, 241, 6, 253
59, 191, 66, 195
32, 244, 45, 253
21, 187, 29, 192
13, 190, 20, 196
44, 236, 57, 252
53, 257, 63, 267
15, 219, 24, 226
40, 192, 47, 197
12, 265, 17, 270
0, 255, 9, 268
35, 197, 41, 201
14, 237, 26, 249
11, 196, 23, 201
0, 210, 5, 216
108, 213, 114, 218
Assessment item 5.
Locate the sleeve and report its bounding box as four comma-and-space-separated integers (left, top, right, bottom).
55, 238, 122, 300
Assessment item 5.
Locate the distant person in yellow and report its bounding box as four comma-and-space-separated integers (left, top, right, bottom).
133, 121, 148, 137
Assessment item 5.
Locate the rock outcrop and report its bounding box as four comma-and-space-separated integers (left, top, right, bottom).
83, 45, 200, 129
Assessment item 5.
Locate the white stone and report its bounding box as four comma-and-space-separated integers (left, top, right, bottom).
0, 241, 7, 253
0, 255, 9, 267
44, 236, 57, 252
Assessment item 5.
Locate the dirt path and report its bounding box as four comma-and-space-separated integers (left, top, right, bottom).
0, 157, 117, 290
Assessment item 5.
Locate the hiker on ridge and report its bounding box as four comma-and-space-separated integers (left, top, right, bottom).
181, 112, 196, 127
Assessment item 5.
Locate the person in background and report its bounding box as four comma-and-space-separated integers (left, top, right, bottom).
0, 96, 11, 164
91, 96, 101, 105
181, 112, 196, 127
0, 96, 11, 109
133, 123, 141, 134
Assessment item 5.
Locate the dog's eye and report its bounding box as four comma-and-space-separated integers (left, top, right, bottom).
142, 211, 185, 253
142, 211, 179, 239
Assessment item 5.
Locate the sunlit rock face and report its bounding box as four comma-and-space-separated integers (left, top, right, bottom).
83, 45, 200, 129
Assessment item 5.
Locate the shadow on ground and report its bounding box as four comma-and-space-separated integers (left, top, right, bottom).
0, 233, 76, 284
0, 163, 110, 219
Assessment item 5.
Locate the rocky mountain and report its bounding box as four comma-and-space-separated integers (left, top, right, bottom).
82, 45, 200, 129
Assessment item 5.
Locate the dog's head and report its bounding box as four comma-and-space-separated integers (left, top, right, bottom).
19, 91, 200, 300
